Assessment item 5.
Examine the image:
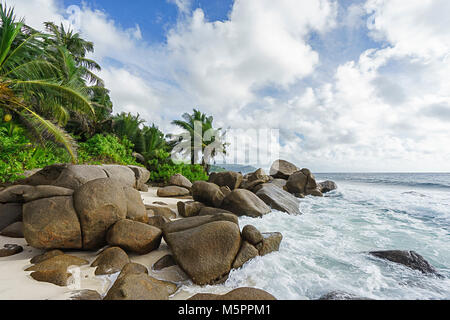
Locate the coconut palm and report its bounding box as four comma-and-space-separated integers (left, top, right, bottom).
0, 4, 95, 161
171, 109, 227, 169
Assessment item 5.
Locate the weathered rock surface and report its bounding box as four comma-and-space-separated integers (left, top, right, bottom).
209, 171, 243, 190
30, 269, 71, 287
270, 179, 287, 189
318, 181, 338, 193
164, 220, 241, 285
242, 225, 264, 246
123, 187, 148, 223
107, 220, 162, 255
69, 290, 102, 300
177, 201, 205, 218
168, 174, 192, 190
147, 215, 169, 229
256, 233, 283, 256
318, 291, 373, 300
0, 203, 22, 230
0, 221, 23, 238
73, 178, 127, 249
269, 160, 299, 179
146, 205, 177, 220
0, 185, 73, 203
30, 250, 65, 264
102, 165, 136, 188
118, 263, 148, 279
91, 247, 130, 275
0, 244, 23, 257
26, 254, 88, 272
256, 184, 301, 215
163, 213, 239, 235
23, 196, 82, 249
221, 189, 271, 217
128, 165, 150, 191
232, 241, 259, 269
153, 255, 177, 271
191, 181, 225, 208
157, 186, 190, 198
369, 250, 439, 275
104, 273, 177, 300
198, 207, 234, 216
286, 169, 323, 197
188, 287, 276, 300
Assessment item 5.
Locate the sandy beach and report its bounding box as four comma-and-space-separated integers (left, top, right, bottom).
0, 187, 211, 300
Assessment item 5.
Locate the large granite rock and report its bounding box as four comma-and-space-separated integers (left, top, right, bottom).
369, 250, 439, 275
286, 169, 323, 197
107, 220, 162, 255
146, 205, 177, 220
104, 273, 177, 300
191, 181, 225, 208
0, 185, 73, 203
23, 196, 82, 249
221, 189, 271, 217
0, 203, 22, 230
198, 207, 233, 216
208, 171, 243, 190
127, 165, 150, 191
232, 241, 259, 269
102, 165, 136, 188
188, 288, 276, 300
256, 184, 301, 215
168, 174, 192, 190
164, 219, 241, 285
123, 187, 148, 223
177, 201, 205, 218
256, 233, 283, 256
157, 186, 190, 198
162, 213, 239, 235
242, 225, 264, 246
269, 160, 299, 179
73, 178, 127, 249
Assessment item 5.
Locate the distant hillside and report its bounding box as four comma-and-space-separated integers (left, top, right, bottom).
210, 164, 258, 175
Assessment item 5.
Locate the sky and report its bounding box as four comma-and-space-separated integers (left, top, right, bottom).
7, 0, 450, 172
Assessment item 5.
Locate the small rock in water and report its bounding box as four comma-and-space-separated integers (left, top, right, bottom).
369, 250, 440, 276
242, 225, 264, 246
256, 233, 283, 256
318, 291, 373, 300
0, 244, 23, 257
153, 255, 177, 271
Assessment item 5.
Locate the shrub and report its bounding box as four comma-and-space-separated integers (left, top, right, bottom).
147, 156, 209, 183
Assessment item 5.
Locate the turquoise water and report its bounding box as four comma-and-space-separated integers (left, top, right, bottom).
188, 173, 450, 300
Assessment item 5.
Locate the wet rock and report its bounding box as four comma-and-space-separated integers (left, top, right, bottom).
23, 196, 82, 249
69, 290, 102, 300
163, 213, 239, 235
91, 247, 130, 276
164, 220, 241, 285
318, 181, 338, 193
242, 225, 264, 246
118, 263, 148, 279
153, 255, 177, 271
0, 221, 23, 238
0, 244, 23, 257
286, 171, 308, 195
256, 184, 301, 215
146, 205, 177, 220
168, 174, 192, 190
318, 291, 373, 300
0, 203, 22, 230
188, 288, 276, 300
192, 181, 225, 208
177, 201, 205, 218
157, 186, 190, 198
256, 233, 283, 256
30, 250, 64, 264
104, 273, 177, 300
221, 189, 271, 218
369, 250, 439, 275
30, 268, 71, 287
232, 241, 259, 269
209, 171, 243, 190
107, 220, 162, 255
123, 187, 148, 223
73, 178, 127, 250
269, 160, 299, 179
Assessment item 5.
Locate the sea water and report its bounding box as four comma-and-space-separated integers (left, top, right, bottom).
183, 173, 450, 300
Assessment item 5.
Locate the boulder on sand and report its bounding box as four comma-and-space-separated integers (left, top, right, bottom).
157, 186, 190, 198
164, 220, 241, 285
73, 178, 127, 250
118, 263, 148, 279
91, 247, 130, 276
208, 171, 243, 190
0, 244, 23, 257
123, 187, 148, 223
177, 201, 205, 218
0, 203, 22, 231
221, 189, 271, 218
107, 220, 162, 255
168, 174, 192, 190
30, 269, 72, 287
31, 250, 65, 264
146, 205, 177, 220
369, 250, 440, 275
191, 181, 225, 208
269, 160, 299, 179
188, 287, 276, 300
23, 196, 82, 249
256, 184, 301, 215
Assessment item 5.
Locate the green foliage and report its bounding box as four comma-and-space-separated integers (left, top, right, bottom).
78, 134, 140, 166
148, 159, 209, 183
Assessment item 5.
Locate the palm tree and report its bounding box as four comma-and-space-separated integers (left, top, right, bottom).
171, 109, 227, 170
0, 4, 94, 161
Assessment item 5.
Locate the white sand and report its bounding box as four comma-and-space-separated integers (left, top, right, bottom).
0, 187, 200, 300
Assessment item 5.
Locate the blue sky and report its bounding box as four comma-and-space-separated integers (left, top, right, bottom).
8, 0, 450, 172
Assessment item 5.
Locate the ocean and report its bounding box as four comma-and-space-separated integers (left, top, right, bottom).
183, 173, 450, 300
